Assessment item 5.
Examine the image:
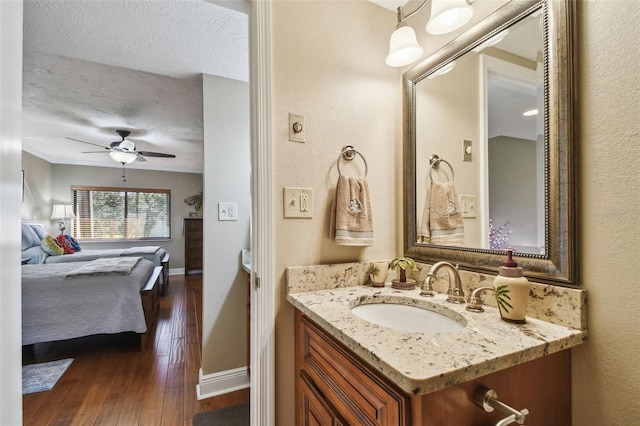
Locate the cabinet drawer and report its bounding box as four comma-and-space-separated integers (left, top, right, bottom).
297, 312, 409, 426
299, 371, 345, 426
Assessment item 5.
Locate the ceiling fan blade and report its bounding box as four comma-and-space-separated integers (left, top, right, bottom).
135, 154, 147, 162
66, 137, 109, 149
138, 151, 176, 158
81, 151, 110, 154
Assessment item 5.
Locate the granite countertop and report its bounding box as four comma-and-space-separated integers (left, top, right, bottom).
287, 284, 586, 395
241, 249, 251, 274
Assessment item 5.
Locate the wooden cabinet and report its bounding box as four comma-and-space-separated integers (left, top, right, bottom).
296, 310, 410, 426
295, 309, 571, 426
184, 218, 203, 275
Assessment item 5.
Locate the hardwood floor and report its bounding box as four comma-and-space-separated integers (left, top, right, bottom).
22, 274, 250, 425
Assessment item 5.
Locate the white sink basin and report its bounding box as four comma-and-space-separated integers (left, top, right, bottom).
351, 302, 466, 334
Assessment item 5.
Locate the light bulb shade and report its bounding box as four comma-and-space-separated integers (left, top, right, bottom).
51, 204, 76, 219
426, 0, 474, 35
110, 150, 138, 164
119, 139, 136, 151
386, 25, 424, 67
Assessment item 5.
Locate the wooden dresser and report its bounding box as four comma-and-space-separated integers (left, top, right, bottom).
184, 218, 203, 275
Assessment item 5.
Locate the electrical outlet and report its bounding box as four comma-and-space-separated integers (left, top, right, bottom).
300, 193, 310, 212
218, 202, 238, 221
283, 187, 313, 218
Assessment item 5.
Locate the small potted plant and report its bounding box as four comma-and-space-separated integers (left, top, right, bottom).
368, 261, 388, 287
389, 257, 417, 290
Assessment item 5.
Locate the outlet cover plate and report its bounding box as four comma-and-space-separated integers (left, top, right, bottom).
460, 195, 477, 218
283, 187, 313, 218
218, 202, 238, 221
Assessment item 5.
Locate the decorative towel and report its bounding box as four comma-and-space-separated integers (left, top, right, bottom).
419, 181, 465, 246
64, 256, 142, 278
332, 175, 374, 246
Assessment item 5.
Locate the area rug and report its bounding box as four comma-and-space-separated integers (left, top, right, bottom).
22, 358, 73, 395
193, 401, 249, 426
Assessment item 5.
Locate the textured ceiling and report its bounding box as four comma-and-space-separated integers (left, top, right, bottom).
22, 0, 248, 174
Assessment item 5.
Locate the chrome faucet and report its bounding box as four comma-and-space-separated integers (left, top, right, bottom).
420, 261, 465, 303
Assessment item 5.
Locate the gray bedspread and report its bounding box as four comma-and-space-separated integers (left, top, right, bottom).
22, 259, 155, 346
43, 246, 166, 267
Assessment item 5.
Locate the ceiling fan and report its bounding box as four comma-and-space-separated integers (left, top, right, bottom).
66, 129, 176, 165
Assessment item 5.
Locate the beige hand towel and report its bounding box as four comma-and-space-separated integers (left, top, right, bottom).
332, 175, 374, 246
419, 181, 464, 246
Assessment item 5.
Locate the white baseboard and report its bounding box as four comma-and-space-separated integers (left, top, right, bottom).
169, 268, 184, 275
196, 366, 250, 400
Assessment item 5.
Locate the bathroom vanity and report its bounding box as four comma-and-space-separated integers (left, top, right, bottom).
287, 263, 586, 426
296, 310, 571, 425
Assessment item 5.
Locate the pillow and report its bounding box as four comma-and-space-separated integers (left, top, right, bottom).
21, 224, 42, 250
56, 234, 76, 254
41, 234, 64, 256
29, 224, 48, 240
21, 246, 49, 264
64, 234, 81, 252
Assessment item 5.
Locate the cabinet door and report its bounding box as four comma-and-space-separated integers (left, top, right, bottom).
296, 310, 410, 426
298, 371, 344, 426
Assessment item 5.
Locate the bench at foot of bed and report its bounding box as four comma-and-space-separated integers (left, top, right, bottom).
160, 253, 170, 296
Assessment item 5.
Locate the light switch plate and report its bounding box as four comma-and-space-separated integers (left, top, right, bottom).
460, 195, 477, 218
218, 202, 238, 221
289, 113, 305, 143
283, 187, 313, 218
463, 140, 472, 162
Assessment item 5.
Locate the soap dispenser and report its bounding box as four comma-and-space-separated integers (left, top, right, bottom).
493, 249, 530, 323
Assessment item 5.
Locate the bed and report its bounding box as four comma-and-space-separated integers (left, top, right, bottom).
22, 257, 161, 351
21, 222, 170, 294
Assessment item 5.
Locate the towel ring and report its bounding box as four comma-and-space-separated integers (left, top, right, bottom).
337, 145, 368, 176
429, 154, 454, 182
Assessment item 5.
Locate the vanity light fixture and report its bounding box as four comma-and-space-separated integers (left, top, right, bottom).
385, 0, 474, 67
523, 108, 539, 116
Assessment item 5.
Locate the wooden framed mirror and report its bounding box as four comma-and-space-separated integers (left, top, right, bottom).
403, 0, 577, 285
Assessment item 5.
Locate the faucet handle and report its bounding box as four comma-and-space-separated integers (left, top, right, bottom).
420, 273, 436, 297
466, 286, 495, 312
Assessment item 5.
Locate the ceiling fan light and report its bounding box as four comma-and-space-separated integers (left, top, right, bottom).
426, 0, 474, 35
109, 150, 137, 164
119, 139, 136, 151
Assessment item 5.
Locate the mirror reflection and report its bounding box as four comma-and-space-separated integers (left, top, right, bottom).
415, 11, 544, 254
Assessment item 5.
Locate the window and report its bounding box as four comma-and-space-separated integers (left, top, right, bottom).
71, 186, 171, 241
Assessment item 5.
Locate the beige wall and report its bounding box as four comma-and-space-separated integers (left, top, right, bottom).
272, 0, 399, 423
272, 0, 640, 425
21, 150, 203, 269
572, 0, 640, 423
22, 151, 53, 220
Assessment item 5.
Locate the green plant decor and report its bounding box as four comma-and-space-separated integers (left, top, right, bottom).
389, 257, 417, 283
495, 285, 513, 314
184, 191, 203, 211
